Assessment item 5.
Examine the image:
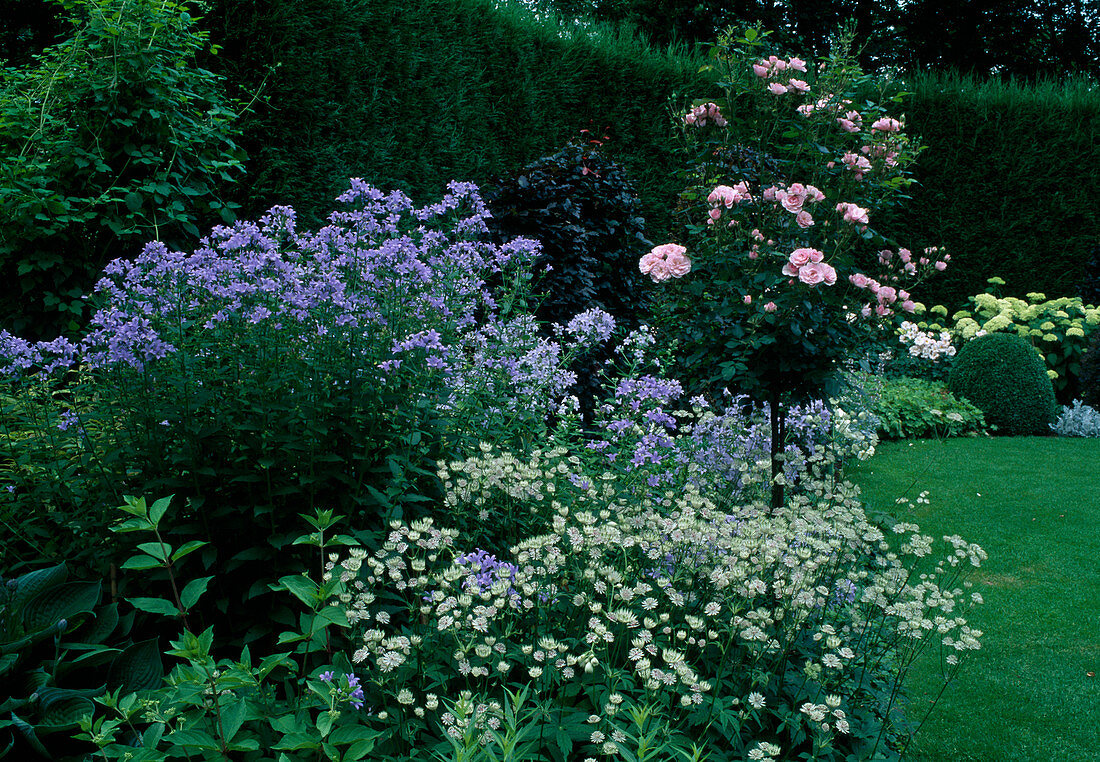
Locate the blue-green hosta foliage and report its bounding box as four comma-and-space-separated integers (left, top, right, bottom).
0, 0, 246, 337
0, 561, 157, 760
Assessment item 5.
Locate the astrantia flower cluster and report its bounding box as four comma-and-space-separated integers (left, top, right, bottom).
328, 438, 983, 760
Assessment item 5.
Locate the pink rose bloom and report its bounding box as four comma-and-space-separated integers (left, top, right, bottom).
640, 243, 688, 282
861, 304, 872, 317
768, 83, 788, 95
898, 248, 911, 263
707, 208, 722, 224
878, 249, 892, 264
899, 289, 910, 300
901, 300, 916, 313
788, 79, 810, 94
845, 109, 863, 123
826, 161, 836, 169
876, 286, 897, 302
682, 112, 697, 126
779, 191, 804, 214
769, 56, 786, 71
849, 272, 870, 288
875, 304, 889, 316
788, 57, 807, 72
782, 262, 799, 277
796, 210, 814, 228
919, 256, 929, 265
751, 228, 764, 241
837, 202, 870, 225
798, 262, 828, 286
805, 185, 825, 202
742, 294, 752, 304
934, 260, 947, 271
762, 186, 778, 201
639, 250, 663, 275
788, 248, 815, 267
821, 263, 837, 285
708, 185, 737, 208
764, 301, 777, 312
753, 63, 769, 78
748, 246, 760, 259
797, 104, 815, 117
837, 118, 858, 133
666, 250, 691, 278
904, 262, 917, 274
731, 181, 752, 201
871, 116, 902, 132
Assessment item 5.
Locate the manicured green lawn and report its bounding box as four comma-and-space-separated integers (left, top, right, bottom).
849, 437, 1100, 761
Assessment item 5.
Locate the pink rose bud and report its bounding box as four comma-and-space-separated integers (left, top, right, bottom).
826, 161, 835, 169
743, 295, 752, 304
764, 301, 777, 312
919, 257, 929, 265
861, 304, 872, 317
708, 208, 722, 221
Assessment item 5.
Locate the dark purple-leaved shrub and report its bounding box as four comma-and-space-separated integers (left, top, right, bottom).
485, 138, 650, 416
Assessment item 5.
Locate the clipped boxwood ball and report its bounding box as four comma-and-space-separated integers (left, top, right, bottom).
948, 332, 1057, 435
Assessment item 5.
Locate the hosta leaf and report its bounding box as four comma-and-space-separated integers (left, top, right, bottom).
38, 696, 96, 730
108, 638, 163, 692
11, 564, 67, 609
22, 580, 102, 633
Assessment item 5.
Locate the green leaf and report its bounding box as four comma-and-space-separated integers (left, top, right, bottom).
12, 564, 67, 608
23, 580, 102, 633
148, 495, 173, 527
136, 541, 172, 562
171, 540, 208, 562
124, 191, 143, 212
180, 576, 213, 610
273, 575, 319, 607
109, 638, 164, 693
220, 699, 248, 742
120, 555, 164, 571
125, 597, 180, 617
167, 728, 221, 750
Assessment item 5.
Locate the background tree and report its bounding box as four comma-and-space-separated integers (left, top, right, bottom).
0, 0, 246, 338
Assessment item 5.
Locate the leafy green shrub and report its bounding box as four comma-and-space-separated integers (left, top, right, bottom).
948, 332, 1057, 436
860, 375, 985, 440
950, 288, 1100, 404
0, 561, 151, 759
0, 0, 246, 337
78, 498, 381, 761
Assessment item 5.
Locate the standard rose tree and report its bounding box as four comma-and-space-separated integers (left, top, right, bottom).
649, 25, 948, 508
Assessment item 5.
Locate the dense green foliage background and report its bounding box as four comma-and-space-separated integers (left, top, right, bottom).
1, 0, 1098, 335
